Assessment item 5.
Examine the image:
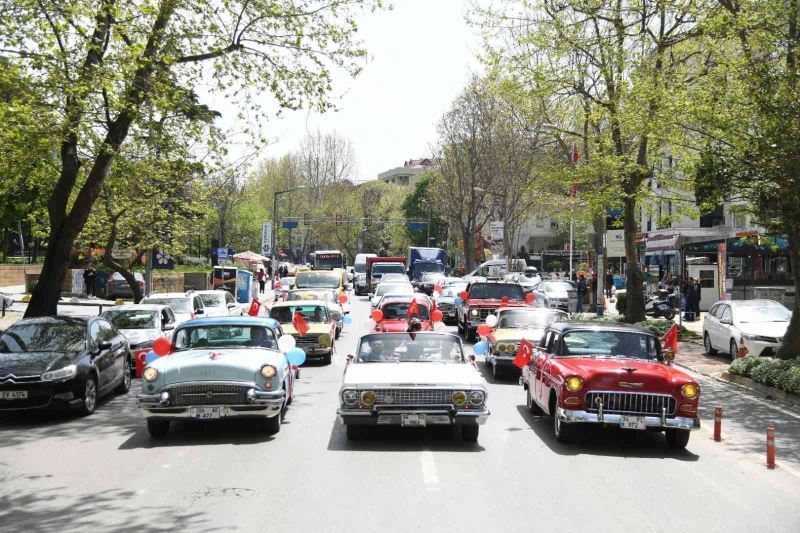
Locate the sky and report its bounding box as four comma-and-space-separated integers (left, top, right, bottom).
248, 0, 483, 182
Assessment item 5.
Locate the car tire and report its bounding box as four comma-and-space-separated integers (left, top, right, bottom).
467, 327, 476, 343
335, 327, 341, 340
462, 425, 479, 442
346, 425, 368, 440
665, 428, 691, 450
264, 411, 282, 434
323, 352, 332, 365
114, 357, 132, 394
492, 362, 503, 380
730, 339, 739, 361
553, 411, 575, 443
457, 318, 464, 334
78, 374, 98, 416
527, 388, 544, 415
704, 333, 718, 356
663, 308, 675, 320
147, 419, 169, 437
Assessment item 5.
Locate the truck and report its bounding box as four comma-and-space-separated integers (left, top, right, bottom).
366, 256, 407, 293
406, 247, 446, 284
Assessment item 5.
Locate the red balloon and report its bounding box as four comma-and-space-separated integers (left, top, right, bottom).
431, 309, 444, 322
372, 309, 384, 322
459, 291, 469, 300
501, 296, 510, 304
477, 324, 492, 336
525, 292, 535, 304
152, 337, 172, 356
339, 293, 349, 304
500, 301, 508, 307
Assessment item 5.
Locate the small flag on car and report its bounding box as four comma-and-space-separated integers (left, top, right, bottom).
293, 310, 310, 337
662, 324, 678, 354
513, 338, 534, 368
406, 298, 419, 317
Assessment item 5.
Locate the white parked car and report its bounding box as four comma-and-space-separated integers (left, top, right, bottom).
703, 299, 792, 359
337, 332, 489, 441
370, 282, 415, 308
531, 281, 577, 312
140, 291, 206, 325
196, 290, 243, 317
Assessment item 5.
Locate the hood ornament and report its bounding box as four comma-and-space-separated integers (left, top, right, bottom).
210, 351, 225, 360
622, 367, 637, 373
619, 382, 644, 388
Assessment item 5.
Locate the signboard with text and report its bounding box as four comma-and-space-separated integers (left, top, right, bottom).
261, 222, 272, 256
490, 221, 505, 241
606, 229, 626, 258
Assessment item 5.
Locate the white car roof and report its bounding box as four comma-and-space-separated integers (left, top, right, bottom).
143, 293, 193, 300
115, 304, 169, 311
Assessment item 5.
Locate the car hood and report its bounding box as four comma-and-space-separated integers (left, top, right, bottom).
737, 322, 789, 338
493, 328, 544, 342
0, 351, 77, 376
121, 328, 161, 347
378, 320, 434, 333
435, 297, 455, 305
467, 299, 527, 308
343, 362, 484, 388
543, 291, 570, 298
149, 348, 284, 385
554, 357, 692, 394
282, 323, 332, 336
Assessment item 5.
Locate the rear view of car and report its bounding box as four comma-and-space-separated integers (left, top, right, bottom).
106, 272, 145, 299
141, 293, 205, 325
197, 290, 242, 317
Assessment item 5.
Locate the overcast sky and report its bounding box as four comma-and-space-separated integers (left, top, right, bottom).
246, 0, 483, 182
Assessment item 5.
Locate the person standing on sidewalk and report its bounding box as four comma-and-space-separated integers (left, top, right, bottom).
605, 269, 614, 298
257, 268, 266, 294
576, 274, 587, 313
82, 265, 96, 297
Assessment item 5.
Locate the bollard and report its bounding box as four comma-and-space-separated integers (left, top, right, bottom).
766, 426, 776, 469
713, 406, 723, 442
737, 337, 748, 359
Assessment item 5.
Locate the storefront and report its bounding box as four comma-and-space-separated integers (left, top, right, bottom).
643, 233, 682, 279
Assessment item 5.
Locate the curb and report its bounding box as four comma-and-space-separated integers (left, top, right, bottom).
720, 372, 800, 408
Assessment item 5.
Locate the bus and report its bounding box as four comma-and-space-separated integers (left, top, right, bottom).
311, 250, 346, 270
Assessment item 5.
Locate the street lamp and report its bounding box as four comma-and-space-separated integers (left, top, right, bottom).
272, 186, 305, 275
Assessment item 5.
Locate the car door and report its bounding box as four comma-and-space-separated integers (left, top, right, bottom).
100, 319, 127, 386
718, 305, 734, 350
161, 308, 176, 338
88, 320, 116, 391
709, 304, 726, 349
193, 296, 205, 317
705, 304, 719, 348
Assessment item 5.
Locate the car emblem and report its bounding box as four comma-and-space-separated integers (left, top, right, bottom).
210, 351, 225, 360
205, 391, 214, 399
619, 382, 644, 388
622, 367, 637, 373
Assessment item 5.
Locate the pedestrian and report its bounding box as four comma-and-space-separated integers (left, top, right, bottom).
692, 278, 702, 318
257, 268, 266, 294
266, 264, 272, 279
576, 274, 587, 313
605, 269, 614, 298
82, 264, 96, 297
684, 277, 697, 321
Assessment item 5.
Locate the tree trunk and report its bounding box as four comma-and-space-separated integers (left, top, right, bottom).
777, 230, 800, 358
24, 223, 73, 316
622, 192, 645, 323
463, 226, 476, 272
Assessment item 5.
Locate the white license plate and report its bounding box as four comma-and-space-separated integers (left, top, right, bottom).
619, 415, 646, 430
401, 413, 426, 427
0, 390, 28, 400
191, 407, 221, 419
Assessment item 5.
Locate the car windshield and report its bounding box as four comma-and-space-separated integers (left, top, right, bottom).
199, 294, 225, 307
269, 305, 328, 323
497, 309, 564, 329
172, 325, 276, 350
376, 284, 414, 297
468, 283, 524, 300
737, 305, 791, 323
287, 290, 331, 302
560, 330, 661, 360
373, 263, 405, 275
382, 273, 409, 282
143, 298, 191, 313
354, 263, 366, 273
0, 322, 85, 353
381, 302, 430, 320
421, 273, 444, 282
440, 287, 460, 298
544, 282, 573, 293
295, 271, 340, 288
102, 310, 157, 329
356, 333, 464, 363
416, 262, 443, 273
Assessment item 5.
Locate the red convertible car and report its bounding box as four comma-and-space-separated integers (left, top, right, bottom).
375, 296, 434, 333
521, 322, 700, 449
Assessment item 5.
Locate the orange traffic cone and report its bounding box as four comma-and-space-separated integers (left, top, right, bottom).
738, 337, 748, 359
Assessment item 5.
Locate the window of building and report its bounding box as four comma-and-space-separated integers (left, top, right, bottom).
699, 205, 724, 228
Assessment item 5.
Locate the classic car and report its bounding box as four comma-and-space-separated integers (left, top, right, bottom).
486, 307, 567, 379
375, 296, 434, 332
294, 270, 346, 297
416, 272, 448, 296
531, 281, 578, 312
433, 286, 463, 324
337, 332, 489, 441
369, 281, 414, 308
269, 301, 336, 364
285, 289, 346, 339
521, 322, 700, 449
137, 317, 294, 436
101, 304, 177, 377
0, 316, 132, 415
457, 282, 530, 341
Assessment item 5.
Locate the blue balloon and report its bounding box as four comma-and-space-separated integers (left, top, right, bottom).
473, 341, 488, 355
343, 314, 353, 325
454, 297, 463, 306
286, 347, 306, 366
145, 350, 158, 364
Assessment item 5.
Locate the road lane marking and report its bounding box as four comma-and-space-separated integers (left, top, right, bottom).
420, 451, 439, 490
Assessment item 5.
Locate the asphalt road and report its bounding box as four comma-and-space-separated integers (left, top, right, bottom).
2, 295, 799, 533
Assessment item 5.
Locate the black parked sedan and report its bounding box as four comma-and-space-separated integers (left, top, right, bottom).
0, 316, 132, 415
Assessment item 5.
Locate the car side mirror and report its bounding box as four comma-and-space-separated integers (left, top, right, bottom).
664, 349, 675, 364
368, 293, 374, 298
195, 309, 204, 315
347, 354, 354, 362
227, 303, 238, 309
163, 323, 175, 331
721, 318, 732, 325
93, 340, 112, 355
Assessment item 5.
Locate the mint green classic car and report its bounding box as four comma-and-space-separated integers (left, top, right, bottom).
137, 317, 295, 437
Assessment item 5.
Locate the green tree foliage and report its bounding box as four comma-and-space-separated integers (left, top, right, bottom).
401, 175, 446, 248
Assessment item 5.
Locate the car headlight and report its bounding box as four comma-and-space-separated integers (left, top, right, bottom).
452, 391, 466, 405
565, 376, 584, 392
41, 364, 77, 382
470, 309, 478, 317
342, 389, 358, 405
361, 391, 375, 406
681, 383, 699, 399
742, 334, 757, 340
142, 367, 159, 382
505, 343, 517, 353
319, 335, 331, 348
469, 390, 485, 405
261, 365, 277, 378
497, 344, 506, 353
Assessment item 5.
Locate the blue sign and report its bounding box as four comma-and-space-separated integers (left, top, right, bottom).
282, 220, 299, 229
152, 248, 174, 270
217, 247, 228, 261
408, 222, 425, 231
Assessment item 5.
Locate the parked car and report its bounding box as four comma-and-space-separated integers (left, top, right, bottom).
286, 289, 345, 339
456, 282, 529, 342
137, 317, 294, 436
1, 291, 15, 311
521, 322, 700, 449
375, 296, 434, 332
269, 301, 336, 364
370, 281, 415, 308
703, 299, 792, 359
531, 280, 577, 312
486, 307, 567, 379
0, 316, 132, 415
504, 267, 542, 293
337, 332, 489, 441
105, 271, 145, 299
196, 290, 244, 317
140, 291, 206, 325
101, 304, 177, 376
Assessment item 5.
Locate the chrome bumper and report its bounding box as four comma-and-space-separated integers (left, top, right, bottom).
138, 388, 285, 420
337, 407, 489, 426
556, 407, 700, 430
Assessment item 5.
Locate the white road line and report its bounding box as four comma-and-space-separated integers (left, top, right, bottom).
420, 451, 439, 490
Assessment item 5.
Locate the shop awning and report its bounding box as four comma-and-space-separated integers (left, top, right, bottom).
683, 236, 789, 254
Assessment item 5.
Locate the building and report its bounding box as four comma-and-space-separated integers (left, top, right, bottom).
377, 158, 433, 187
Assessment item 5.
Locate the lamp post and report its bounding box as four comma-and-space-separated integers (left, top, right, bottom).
272, 186, 305, 278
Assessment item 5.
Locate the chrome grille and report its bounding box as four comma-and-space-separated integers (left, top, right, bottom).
585, 391, 676, 416
168, 384, 250, 406
478, 308, 493, 320
372, 388, 457, 406
293, 335, 319, 345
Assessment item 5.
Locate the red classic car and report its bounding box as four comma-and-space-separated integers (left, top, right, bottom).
520, 322, 700, 449
457, 282, 529, 341
375, 296, 434, 333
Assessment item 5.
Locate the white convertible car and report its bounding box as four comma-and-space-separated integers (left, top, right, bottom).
337, 332, 489, 442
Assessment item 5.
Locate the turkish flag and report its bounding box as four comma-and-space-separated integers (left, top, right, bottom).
513, 339, 534, 369
293, 310, 310, 337
406, 299, 419, 317
247, 298, 261, 317
662, 324, 678, 354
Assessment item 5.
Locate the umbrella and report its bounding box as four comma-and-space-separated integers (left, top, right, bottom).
232, 251, 270, 264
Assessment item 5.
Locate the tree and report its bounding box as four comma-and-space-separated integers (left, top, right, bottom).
0, 0, 380, 317
401, 175, 446, 248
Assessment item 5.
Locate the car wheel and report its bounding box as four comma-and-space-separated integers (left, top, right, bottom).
457, 317, 464, 334
527, 388, 544, 415
346, 425, 368, 440
467, 327, 476, 343
553, 410, 575, 443
264, 411, 282, 434
114, 357, 132, 394
78, 375, 98, 416
665, 428, 691, 450
704, 333, 717, 356
323, 352, 332, 365
147, 419, 170, 437
663, 308, 675, 320
492, 362, 504, 380
335, 327, 341, 340
730, 339, 739, 361
462, 425, 479, 442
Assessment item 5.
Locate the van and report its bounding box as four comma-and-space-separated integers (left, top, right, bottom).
464, 259, 527, 282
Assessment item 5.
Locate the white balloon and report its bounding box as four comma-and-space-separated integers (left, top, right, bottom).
486, 314, 498, 328
278, 334, 296, 353
365, 319, 377, 331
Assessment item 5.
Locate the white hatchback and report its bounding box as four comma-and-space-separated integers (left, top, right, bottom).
196, 290, 243, 317
703, 299, 791, 360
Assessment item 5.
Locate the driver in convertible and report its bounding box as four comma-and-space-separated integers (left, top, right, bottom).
247, 327, 272, 348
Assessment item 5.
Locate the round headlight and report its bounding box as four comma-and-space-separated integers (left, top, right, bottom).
261, 365, 277, 378
319, 335, 331, 348
361, 391, 375, 406
565, 376, 584, 392
681, 382, 699, 399
507, 344, 517, 353
470, 309, 478, 316
142, 367, 158, 382
452, 391, 466, 405
498, 344, 506, 353
469, 390, 485, 405
342, 389, 358, 405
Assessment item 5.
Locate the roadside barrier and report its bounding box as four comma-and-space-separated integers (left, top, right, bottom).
766, 426, 776, 469
713, 406, 723, 442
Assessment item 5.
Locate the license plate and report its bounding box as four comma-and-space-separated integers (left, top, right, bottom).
190, 407, 221, 419
619, 415, 646, 430
0, 390, 28, 400
401, 413, 426, 427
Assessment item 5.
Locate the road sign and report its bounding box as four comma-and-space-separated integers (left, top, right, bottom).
261, 222, 272, 256
491, 221, 505, 241
217, 247, 228, 261
408, 222, 425, 231
606, 229, 625, 257
152, 248, 174, 269
282, 220, 299, 229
